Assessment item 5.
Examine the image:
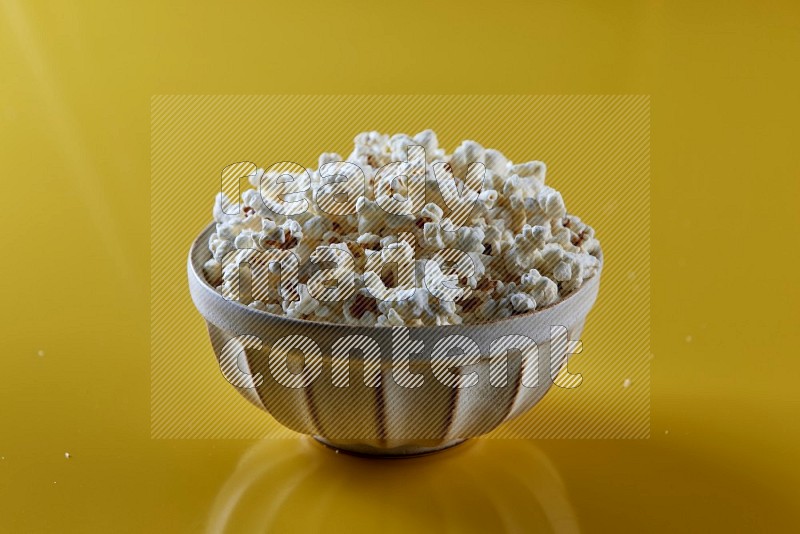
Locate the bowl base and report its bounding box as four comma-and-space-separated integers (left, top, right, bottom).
313, 436, 467, 458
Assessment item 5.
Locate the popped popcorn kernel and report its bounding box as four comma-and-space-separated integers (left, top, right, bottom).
205, 130, 601, 326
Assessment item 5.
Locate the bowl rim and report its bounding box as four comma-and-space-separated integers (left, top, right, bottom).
188, 222, 603, 334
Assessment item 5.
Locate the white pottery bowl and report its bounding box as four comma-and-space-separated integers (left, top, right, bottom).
188, 223, 602, 456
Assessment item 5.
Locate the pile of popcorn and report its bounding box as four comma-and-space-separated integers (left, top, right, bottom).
203, 130, 601, 326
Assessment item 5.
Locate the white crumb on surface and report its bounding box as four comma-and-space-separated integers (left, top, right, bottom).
622, 378, 631, 388
64, 452, 71, 459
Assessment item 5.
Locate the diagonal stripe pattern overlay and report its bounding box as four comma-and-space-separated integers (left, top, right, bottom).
151, 95, 650, 439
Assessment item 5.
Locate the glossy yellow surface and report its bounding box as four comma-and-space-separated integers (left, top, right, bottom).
1, 1, 798, 532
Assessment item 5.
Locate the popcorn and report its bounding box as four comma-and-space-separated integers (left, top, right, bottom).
509, 224, 549, 271
453, 226, 485, 254
377, 308, 406, 327
318, 152, 342, 168
234, 232, 256, 250
344, 288, 379, 325
510, 293, 536, 313
302, 216, 331, 242
258, 219, 302, 250
422, 221, 448, 250
413, 129, 445, 161
482, 225, 505, 256
510, 160, 546, 181
449, 140, 485, 180
540, 188, 566, 220
205, 130, 601, 326
484, 149, 509, 176
520, 269, 559, 308
212, 239, 235, 263
419, 202, 444, 225
476, 189, 499, 211
356, 232, 381, 249
203, 259, 222, 286
423, 251, 475, 303
356, 197, 385, 235
284, 284, 318, 318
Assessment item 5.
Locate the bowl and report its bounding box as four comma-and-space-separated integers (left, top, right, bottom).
188, 223, 602, 456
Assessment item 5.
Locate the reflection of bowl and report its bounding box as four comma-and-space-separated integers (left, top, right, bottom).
189, 223, 602, 456
206, 438, 579, 533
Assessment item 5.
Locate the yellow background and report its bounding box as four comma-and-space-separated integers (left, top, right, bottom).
1, 0, 798, 532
